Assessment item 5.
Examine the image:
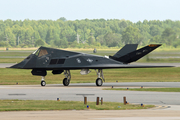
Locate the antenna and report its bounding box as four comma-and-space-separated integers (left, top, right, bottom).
17, 36, 19, 46
77, 33, 80, 44
32, 36, 34, 46
4, 34, 8, 44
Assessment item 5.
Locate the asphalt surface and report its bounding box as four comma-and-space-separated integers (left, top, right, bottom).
1, 83, 180, 120
1, 82, 180, 105
0, 63, 16, 68
1, 109, 180, 120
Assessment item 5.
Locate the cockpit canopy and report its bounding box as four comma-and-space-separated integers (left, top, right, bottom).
32, 48, 49, 57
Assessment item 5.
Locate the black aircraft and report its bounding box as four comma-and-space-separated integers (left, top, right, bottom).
10, 44, 165, 86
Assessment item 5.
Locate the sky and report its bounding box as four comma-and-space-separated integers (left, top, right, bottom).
0, 0, 179, 23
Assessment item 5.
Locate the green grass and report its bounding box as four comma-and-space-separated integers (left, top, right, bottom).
103, 88, 180, 92
1, 67, 180, 85
0, 99, 154, 111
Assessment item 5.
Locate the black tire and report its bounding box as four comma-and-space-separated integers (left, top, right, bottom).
41, 80, 46, 86
96, 78, 103, 86
63, 78, 70, 86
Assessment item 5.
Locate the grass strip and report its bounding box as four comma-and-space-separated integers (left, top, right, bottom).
0, 99, 154, 111
103, 88, 180, 92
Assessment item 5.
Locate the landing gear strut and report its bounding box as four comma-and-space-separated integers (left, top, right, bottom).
95, 69, 105, 86
63, 70, 71, 86
41, 76, 46, 86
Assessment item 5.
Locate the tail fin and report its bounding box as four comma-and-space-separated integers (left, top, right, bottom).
109, 44, 138, 59
110, 44, 161, 64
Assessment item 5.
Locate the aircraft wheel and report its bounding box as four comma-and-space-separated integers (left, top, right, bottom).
41, 80, 46, 86
63, 78, 70, 86
96, 78, 103, 86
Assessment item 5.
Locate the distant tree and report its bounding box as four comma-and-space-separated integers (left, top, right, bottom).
161, 28, 176, 46
1, 18, 180, 48
150, 35, 161, 43
4, 27, 16, 46
54, 38, 68, 48
173, 39, 180, 48
0, 41, 8, 47
45, 28, 54, 44
118, 21, 127, 28
61, 37, 68, 48
122, 26, 142, 44
70, 41, 78, 48
35, 39, 45, 47
87, 36, 95, 45
104, 32, 122, 47
54, 39, 61, 47
149, 25, 161, 37
59, 17, 67, 22
96, 35, 104, 45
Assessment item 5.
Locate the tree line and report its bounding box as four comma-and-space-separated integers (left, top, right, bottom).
0, 17, 180, 48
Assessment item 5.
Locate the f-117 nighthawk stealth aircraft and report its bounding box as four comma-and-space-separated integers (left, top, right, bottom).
10, 44, 165, 87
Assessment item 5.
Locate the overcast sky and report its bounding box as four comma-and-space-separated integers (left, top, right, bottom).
0, 0, 179, 23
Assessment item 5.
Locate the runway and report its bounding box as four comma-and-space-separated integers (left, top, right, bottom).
1, 83, 180, 120
1, 82, 180, 120
1, 82, 180, 105
0, 63, 16, 68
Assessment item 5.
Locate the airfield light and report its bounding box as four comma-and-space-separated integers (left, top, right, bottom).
84, 97, 87, 104
96, 97, 99, 105
141, 103, 144, 107
57, 98, 60, 101
123, 96, 126, 105
101, 97, 103, 105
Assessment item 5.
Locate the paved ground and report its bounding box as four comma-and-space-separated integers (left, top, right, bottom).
1, 108, 180, 120
132, 62, 180, 67
1, 82, 180, 105
0, 63, 16, 68
1, 83, 180, 120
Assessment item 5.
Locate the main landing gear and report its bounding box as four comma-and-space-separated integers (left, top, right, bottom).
41, 76, 46, 86
40, 69, 104, 87
63, 70, 71, 86
95, 69, 105, 86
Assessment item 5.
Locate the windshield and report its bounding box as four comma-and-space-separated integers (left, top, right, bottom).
32, 49, 39, 55
38, 49, 48, 57
32, 48, 48, 57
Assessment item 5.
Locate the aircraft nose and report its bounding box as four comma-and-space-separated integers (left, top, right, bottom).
9, 61, 26, 69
